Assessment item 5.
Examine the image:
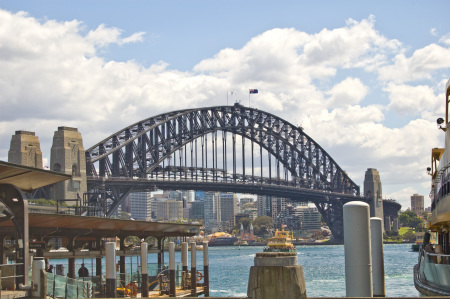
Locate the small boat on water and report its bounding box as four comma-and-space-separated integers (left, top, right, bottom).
263, 228, 296, 253
414, 79, 450, 296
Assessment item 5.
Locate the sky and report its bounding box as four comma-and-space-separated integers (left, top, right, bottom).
1, 0, 450, 210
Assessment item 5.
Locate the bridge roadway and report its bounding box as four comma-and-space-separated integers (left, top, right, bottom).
99, 177, 362, 203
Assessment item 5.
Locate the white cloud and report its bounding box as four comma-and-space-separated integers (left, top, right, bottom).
0, 9, 449, 211
385, 83, 441, 116
327, 77, 368, 107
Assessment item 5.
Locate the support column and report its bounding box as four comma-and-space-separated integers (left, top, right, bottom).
105, 242, 117, 298
181, 242, 188, 289
190, 242, 197, 297
96, 238, 102, 277
141, 242, 149, 297
157, 237, 164, 273
119, 237, 126, 286
169, 242, 176, 297
203, 241, 209, 297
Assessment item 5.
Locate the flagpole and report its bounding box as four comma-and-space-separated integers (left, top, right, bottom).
227, 91, 229, 106
249, 90, 250, 107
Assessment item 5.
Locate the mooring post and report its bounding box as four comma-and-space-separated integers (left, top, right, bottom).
203, 241, 209, 297
247, 252, 306, 299
141, 241, 149, 298
169, 242, 176, 297
105, 242, 117, 298
371, 217, 385, 297
190, 242, 197, 297
343, 202, 373, 297
181, 242, 188, 289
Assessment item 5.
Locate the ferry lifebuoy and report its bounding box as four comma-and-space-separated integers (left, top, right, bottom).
125, 281, 138, 297
196, 271, 203, 282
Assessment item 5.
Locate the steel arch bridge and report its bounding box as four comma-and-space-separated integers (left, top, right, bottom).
85, 103, 362, 242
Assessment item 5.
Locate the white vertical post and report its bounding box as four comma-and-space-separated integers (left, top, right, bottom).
141, 242, 149, 297
105, 242, 117, 298
343, 201, 373, 297
370, 217, 385, 297
190, 242, 197, 296
32, 257, 45, 297
169, 242, 176, 296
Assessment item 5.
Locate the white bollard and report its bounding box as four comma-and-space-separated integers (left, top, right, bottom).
371, 217, 385, 297
343, 201, 373, 297
105, 242, 117, 298
141, 242, 149, 297
32, 257, 45, 297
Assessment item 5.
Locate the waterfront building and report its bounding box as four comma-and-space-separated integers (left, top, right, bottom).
129, 192, 152, 221
411, 193, 424, 216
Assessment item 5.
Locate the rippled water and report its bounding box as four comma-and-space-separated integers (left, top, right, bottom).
207, 243, 419, 297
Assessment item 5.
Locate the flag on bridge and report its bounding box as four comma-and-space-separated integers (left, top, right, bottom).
249, 89, 258, 94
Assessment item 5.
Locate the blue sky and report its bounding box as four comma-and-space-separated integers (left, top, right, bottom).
1, 0, 450, 209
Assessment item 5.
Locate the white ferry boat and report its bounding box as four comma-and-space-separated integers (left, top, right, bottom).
414, 79, 450, 296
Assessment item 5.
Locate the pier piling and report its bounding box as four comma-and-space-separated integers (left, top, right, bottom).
141, 241, 149, 298
190, 242, 197, 297
371, 217, 385, 297
343, 202, 373, 297
169, 242, 176, 297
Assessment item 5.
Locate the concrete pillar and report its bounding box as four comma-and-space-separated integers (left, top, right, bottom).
247, 252, 306, 299
105, 242, 117, 298
50, 126, 87, 201
169, 242, 176, 297
141, 242, 149, 297
343, 202, 373, 297
119, 237, 126, 286
384, 215, 391, 231
8, 131, 43, 168
371, 217, 385, 297
190, 242, 197, 296
203, 241, 210, 297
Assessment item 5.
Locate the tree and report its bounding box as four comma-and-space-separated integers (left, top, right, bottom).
233, 217, 251, 232
252, 216, 274, 236
399, 210, 423, 229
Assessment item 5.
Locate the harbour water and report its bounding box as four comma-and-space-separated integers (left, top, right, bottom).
49, 243, 419, 297
207, 243, 418, 297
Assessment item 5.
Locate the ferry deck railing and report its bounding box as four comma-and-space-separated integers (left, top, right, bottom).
417, 248, 450, 290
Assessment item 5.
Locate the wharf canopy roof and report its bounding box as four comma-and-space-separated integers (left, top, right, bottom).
0, 160, 71, 192
0, 213, 199, 238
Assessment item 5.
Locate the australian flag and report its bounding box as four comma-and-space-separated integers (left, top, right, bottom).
249, 89, 258, 94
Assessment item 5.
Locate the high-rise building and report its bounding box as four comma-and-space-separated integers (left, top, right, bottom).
257, 195, 286, 224
151, 198, 183, 221
191, 200, 205, 221
220, 193, 238, 230
411, 194, 424, 215
130, 192, 152, 221
204, 192, 220, 228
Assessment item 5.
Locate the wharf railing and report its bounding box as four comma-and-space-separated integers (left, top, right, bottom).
45, 263, 204, 298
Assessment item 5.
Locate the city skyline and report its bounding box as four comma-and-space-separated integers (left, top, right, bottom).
1, 1, 450, 209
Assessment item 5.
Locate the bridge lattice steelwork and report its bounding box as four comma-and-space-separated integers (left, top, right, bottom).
85, 103, 362, 242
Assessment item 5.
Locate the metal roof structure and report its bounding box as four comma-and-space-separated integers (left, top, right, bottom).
0, 213, 199, 239
0, 160, 71, 192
